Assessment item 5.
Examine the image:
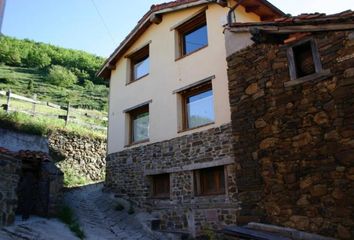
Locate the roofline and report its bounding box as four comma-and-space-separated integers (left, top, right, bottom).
97, 0, 286, 79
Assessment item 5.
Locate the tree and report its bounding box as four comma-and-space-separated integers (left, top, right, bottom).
47, 65, 78, 87
25, 50, 51, 69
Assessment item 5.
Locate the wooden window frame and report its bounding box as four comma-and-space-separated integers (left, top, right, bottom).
129, 45, 150, 83
176, 11, 208, 58
180, 81, 214, 131
128, 104, 149, 145
287, 38, 322, 81
194, 166, 226, 196
151, 173, 170, 199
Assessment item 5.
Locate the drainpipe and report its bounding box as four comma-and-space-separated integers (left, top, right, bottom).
227, 0, 245, 27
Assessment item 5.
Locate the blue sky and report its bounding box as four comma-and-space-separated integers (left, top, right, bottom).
2, 0, 353, 57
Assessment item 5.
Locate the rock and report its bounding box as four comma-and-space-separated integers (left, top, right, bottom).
260, 138, 278, 149
292, 132, 312, 148
337, 225, 351, 239
314, 112, 329, 125
296, 195, 309, 206
300, 177, 313, 189
310, 184, 327, 197
290, 215, 310, 230
255, 118, 267, 128
332, 188, 344, 200
344, 68, 354, 78
245, 83, 258, 95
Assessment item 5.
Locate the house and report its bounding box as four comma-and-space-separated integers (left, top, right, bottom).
98, 0, 284, 236
224, 11, 354, 239
0, 0, 5, 34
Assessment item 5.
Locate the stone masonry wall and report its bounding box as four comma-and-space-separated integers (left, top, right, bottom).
106, 124, 240, 236
49, 131, 106, 182
227, 30, 354, 239
0, 154, 20, 226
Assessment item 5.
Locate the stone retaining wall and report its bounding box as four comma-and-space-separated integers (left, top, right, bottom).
49, 131, 106, 182
0, 154, 20, 226
106, 124, 240, 236
227, 30, 354, 239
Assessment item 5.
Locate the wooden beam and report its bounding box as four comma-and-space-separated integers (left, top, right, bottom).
261, 15, 275, 21
245, 5, 260, 13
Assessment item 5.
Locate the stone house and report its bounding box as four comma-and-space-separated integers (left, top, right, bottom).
224, 11, 354, 239
98, 0, 284, 236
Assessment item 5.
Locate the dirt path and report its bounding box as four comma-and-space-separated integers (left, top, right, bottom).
65, 183, 159, 240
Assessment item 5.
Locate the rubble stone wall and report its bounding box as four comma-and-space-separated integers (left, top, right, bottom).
105, 124, 240, 235
0, 154, 20, 226
227, 30, 354, 239
49, 131, 107, 182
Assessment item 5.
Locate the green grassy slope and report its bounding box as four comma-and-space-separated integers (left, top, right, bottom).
0, 65, 108, 111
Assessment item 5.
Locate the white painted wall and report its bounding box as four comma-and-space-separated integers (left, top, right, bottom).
107, 2, 259, 154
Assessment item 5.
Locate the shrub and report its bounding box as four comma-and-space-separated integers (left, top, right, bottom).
83, 80, 94, 91
47, 65, 78, 87
25, 51, 51, 69
58, 206, 85, 239
115, 203, 124, 211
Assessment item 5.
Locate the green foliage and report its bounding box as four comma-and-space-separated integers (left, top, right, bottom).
27, 79, 34, 91
25, 50, 51, 69
128, 202, 135, 215
115, 203, 125, 211
0, 35, 105, 85
62, 168, 91, 187
83, 79, 95, 91
47, 65, 78, 87
58, 206, 85, 239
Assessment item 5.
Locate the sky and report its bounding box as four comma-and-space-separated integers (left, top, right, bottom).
2, 0, 353, 58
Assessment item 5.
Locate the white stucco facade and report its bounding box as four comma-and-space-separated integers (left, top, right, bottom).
107, 2, 259, 154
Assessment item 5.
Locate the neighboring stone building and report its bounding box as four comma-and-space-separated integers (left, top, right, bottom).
225, 11, 354, 239
99, 0, 284, 236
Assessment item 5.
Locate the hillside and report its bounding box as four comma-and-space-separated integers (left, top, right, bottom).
0, 36, 108, 111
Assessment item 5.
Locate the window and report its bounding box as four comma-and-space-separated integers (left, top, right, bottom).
287, 39, 322, 80
128, 104, 149, 144
129, 45, 149, 82
194, 166, 225, 196
181, 82, 214, 130
177, 12, 208, 57
152, 174, 170, 198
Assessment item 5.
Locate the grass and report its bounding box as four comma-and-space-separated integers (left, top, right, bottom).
62, 168, 92, 188
0, 110, 106, 139
58, 206, 85, 239
0, 65, 109, 111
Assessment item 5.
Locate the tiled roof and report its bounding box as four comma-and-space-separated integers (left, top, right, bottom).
230, 10, 354, 27
97, 0, 285, 79
0, 147, 50, 162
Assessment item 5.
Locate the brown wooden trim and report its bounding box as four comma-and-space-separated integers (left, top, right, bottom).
178, 122, 215, 134
175, 45, 208, 61
173, 75, 215, 94
123, 100, 152, 113
170, 6, 208, 31
126, 73, 149, 86
194, 166, 226, 196
124, 138, 150, 148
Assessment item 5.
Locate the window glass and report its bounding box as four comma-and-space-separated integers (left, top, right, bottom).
132, 111, 149, 142
183, 24, 208, 55
186, 89, 214, 129
134, 56, 149, 80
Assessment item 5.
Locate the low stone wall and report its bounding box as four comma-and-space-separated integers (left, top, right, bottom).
49, 131, 107, 182
0, 154, 20, 226
106, 124, 239, 236
227, 30, 354, 239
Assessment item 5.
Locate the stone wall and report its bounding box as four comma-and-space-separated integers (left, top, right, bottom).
106, 124, 240, 236
227, 30, 354, 239
0, 154, 20, 226
49, 131, 106, 182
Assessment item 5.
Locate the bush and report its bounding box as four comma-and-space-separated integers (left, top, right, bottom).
25, 51, 51, 69
83, 80, 94, 91
47, 65, 78, 87
115, 203, 124, 211
58, 206, 85, 239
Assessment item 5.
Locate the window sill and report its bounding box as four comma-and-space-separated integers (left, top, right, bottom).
284, 69, 332, 88
126, 74, 149, 86
175, 45, 208, 62
178, 122, 215, 134
195, 192, 226, 197
125, 139, 150, 148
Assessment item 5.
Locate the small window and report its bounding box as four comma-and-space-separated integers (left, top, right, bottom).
181, 82, 214, 130
288, 39, 322, 80
177, 12, 208, 57
128, 105, 149, 144
129, 45, 149, 82
194, 166, 225, 196
152, 174, 170, 198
